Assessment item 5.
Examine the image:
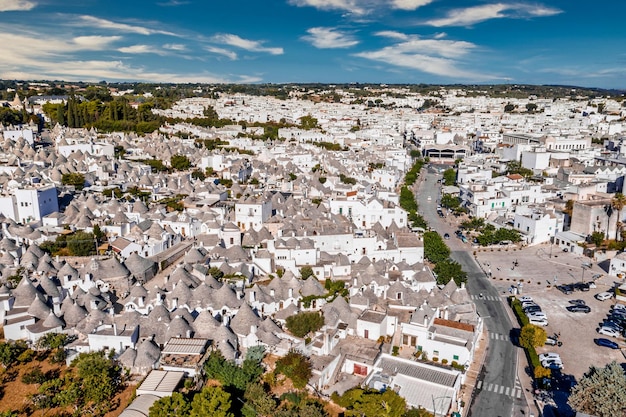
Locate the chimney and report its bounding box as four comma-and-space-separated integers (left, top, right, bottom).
270, 289, 275, 297
113, 322, 118, 336
250, 291, 256, 302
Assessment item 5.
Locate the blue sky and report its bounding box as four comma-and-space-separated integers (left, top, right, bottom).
0, 0, 624, 88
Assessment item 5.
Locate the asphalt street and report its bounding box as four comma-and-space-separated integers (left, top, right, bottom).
416, 168, 527, 417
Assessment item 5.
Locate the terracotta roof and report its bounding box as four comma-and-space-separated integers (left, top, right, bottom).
433, 317, 474, 332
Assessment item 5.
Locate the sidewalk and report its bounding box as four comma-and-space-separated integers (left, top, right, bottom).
458, 326, 488, 416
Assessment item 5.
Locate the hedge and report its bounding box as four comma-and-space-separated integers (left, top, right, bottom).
508, 297, 542, 372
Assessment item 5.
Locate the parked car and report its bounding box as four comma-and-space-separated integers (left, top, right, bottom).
612, 304, 626, 311
529, 317, 548, 326
523, 305, 542, 314
527, 312, 548, 320
574, 282, 590, 292
519, 296, 533, 303
601, 321, 623, 332
541, 360, 563, 370
596, 292, 614, 301
522, 301, 539, 308
557, 285, 573, 295
597, 326, 621, 338
545, 336, 562, 347
595, 338, 620, 349
539, 353, 561, 362
566, 305, 591, 313
569, 299, 586, 305
443, 233, 450, 240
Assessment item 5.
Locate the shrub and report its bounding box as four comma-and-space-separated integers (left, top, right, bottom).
392, 346, 399, 356
441, 359, 448, 365
432, 357, 439, 362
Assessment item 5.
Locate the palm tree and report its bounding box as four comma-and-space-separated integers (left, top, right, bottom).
612, 193, 626, 241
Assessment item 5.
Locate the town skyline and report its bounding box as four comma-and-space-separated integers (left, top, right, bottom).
1, 0, 625, 89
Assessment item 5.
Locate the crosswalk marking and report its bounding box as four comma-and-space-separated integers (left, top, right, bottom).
471, 294, 499, 301
476, 381, 523, 398
489, 332, 510, 342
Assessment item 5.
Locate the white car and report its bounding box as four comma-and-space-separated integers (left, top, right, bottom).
596, 292, 614, 301
529, 317, 548, 326
541, 359, 563, 370
597, 326, 621, 338
527, 312, 547, 320
613, 304, 626, 311
539, 353, 560, 362
519, 296, 533, 303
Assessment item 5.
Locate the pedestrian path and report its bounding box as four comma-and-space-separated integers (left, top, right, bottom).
489, 332, 511, 342
470, 294, 500, 301
475, 378, 523, 399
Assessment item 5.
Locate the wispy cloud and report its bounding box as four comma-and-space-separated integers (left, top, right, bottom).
355, 32, 494, 80
424, 3, 562, 27
302, 27, 358, 48
288, 0, 432, 15
157, 0, 190, 6
205, 45, 238, 60
74, 15, 177, 36
163, 43, 187, 51
0, 25, 259, 83
0, 0, 36, 12
118, 44, 166, 55
212, 33, 283, 55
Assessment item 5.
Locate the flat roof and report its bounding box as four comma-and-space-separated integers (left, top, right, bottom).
136, 370, 184, 396
378, 356, 458, 387
162, 337, 210, 355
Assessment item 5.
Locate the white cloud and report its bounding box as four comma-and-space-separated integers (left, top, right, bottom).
424, 3, 562, 27
0, 0, 36, 12
375, 31, 410, 41
212, 33, 283, 55
302, 27, 358, 49
73, 35, 121, 49
163, 43, 187, 51
205, 46, 238, 60
288, 0, 431, 15
75, 15, 177, 36
118, 44, 162, 54
391, 0, 433, 11
355, 32, 493, 80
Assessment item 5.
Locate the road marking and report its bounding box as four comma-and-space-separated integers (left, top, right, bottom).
489, 332, 510, 342
516, 389, 522, 399
500, 385, 505, 394
487, 383, 493, 391
476, 380, 483, 390
505, 387, 510, 396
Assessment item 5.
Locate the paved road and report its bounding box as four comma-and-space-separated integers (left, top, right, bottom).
416, 168, 527, 417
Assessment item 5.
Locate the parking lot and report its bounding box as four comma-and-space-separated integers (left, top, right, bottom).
475, 242, 625, 381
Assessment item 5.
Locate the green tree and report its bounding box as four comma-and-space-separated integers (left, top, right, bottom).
0, 340, 27, 368
203, 351, 263, 392
399, 186, 418, 213
190, 386, 234, 417
274, 350, 312, 389
243, 383, 277, 417
504, 103, 516, 112
440, 194, 460, 210
442, 168, 456, 186
67, 231, 96, 256
171, 154, 192, 171
569, 361, 626, 417
525, 103, 538, 113
73, 351, 122, 412
300, 266, 314, 280
149, 392, 191, 417
62, 172, 86, 190
191, 169, 206, 181
423, 231, 450, 263
299, 114, 319, 130
519, 324, 547, 349
590, 231, 605, 247
333, 388, 407, 417
433, 259, 467, 286
285, 312, 324, 338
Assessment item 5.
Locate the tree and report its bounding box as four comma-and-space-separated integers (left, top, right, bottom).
590, 231, 605, 247
519, 324, 547, 349
243, 383, 277, 417
299, 114, 319, 130
525, 103, 538, 113
504, 103, 516, 112
285, 312, 324, 338
149, 392, 191, 417
190, 386, 234, 417
300, 266, 314, 280
274, 350, 312, 389
612, 193, 626, 241
333, 388, 407, 417
67, 231, 97, 256
203, 351, 263, 392
433, 259, 467, 286
440, 194, 460, 210
569, 361, 626, 417
73, 351, 122, 412
171, 154, 192, 171
62, 172, 86, 190
0, 340, 27, 368
534, 365, 551, 379
423, 231, 451, 263
442, 168, 456, 186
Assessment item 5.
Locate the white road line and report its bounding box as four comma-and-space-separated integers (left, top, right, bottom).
499, 385, 505, 394
516, 389, 522, 399
505, 387, 510, 396
477, 380, 483, 390
488, 383, 493, 392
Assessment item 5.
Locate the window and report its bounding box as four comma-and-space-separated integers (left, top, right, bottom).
433, 350, 439, 356
453, 355, 459, 361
